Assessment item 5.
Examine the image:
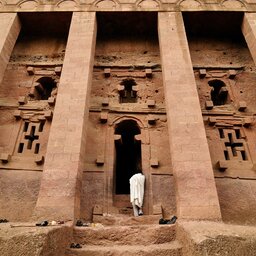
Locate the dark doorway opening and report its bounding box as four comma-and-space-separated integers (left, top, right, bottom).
115, 120, 142, 194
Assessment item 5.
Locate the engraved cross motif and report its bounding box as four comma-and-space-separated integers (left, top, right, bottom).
18, 122, 44, 155
25, 126, 39, 150
219, 128, 247, 161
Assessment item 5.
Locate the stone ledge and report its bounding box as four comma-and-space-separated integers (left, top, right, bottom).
177, 221, 256, 256
0, 1, 253, 12
0, 222, 72, 256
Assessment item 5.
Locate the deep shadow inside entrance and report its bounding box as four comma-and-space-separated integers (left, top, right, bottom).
115, 120, 141, 194
209, 79, 228, 106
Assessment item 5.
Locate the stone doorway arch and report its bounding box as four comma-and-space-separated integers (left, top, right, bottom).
114, 119, 142, 195
104, 115, 151, 215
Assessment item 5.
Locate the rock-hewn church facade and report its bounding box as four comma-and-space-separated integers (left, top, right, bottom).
0, 1, 256, 255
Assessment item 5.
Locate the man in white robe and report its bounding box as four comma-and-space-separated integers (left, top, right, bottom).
129, 171, 145, 217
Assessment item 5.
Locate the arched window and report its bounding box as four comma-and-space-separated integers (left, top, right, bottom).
208, 79, 228, 106
34, 77, 57, 100
119, 78, 137, 103
114, 120, 142, 194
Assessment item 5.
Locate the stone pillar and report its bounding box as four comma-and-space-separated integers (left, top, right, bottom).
242, 13, 256, 64
34, 12, 97, 220
158, 12, 221, 220
0, 13, 21, 84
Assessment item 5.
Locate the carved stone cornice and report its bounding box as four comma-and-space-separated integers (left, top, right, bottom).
0, 0, 256, 12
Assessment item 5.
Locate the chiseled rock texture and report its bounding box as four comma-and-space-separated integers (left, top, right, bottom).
178, 221, 256, 256
0, 223, 72, 256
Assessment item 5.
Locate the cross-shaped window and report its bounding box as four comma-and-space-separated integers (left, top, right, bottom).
219, 128, 247, 161
17, 122, 44, 154
25, 126, 39, 150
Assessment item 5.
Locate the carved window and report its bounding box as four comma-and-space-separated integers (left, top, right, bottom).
33, 77, 57, 100
219, 128, 247, 161
17, 121, 45, 155
119, 79, 137, 103
208, 79, 228, 106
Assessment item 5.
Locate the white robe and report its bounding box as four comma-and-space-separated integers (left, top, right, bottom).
129, 173, 145, 208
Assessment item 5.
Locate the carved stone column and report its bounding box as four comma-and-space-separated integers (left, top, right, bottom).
242, 13, 256, 64
158, 12, 221, 220
34, 12, 97, 220
0, 13, 21, 84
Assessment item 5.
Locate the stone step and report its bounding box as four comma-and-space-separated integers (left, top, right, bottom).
113, 195, 131, 208
93, 214, 162, 226
65, 241, 182, 256
73, 224, 176, 246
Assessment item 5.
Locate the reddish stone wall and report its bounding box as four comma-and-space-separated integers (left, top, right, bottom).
81, 112, 174, 220
216, 179, 256, 225
80, 13, 175, 220
186, 12, 256, 224
1, 11, 256, 224
158, 12, 221, 220
0, 170, 41, 221
0, 14, 68, 220
34, 12, 97, 221
0, 13, 20, 84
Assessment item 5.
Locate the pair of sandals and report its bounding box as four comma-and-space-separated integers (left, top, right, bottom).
159, 216, 177, 225
70, 243, 82, 249
36, 220, 64, 226
76, 220, 90, 227
0, 219, 8, 223
36, 220, 48, 226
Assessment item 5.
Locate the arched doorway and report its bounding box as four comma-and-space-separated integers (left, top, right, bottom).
114, 120, 142, 195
